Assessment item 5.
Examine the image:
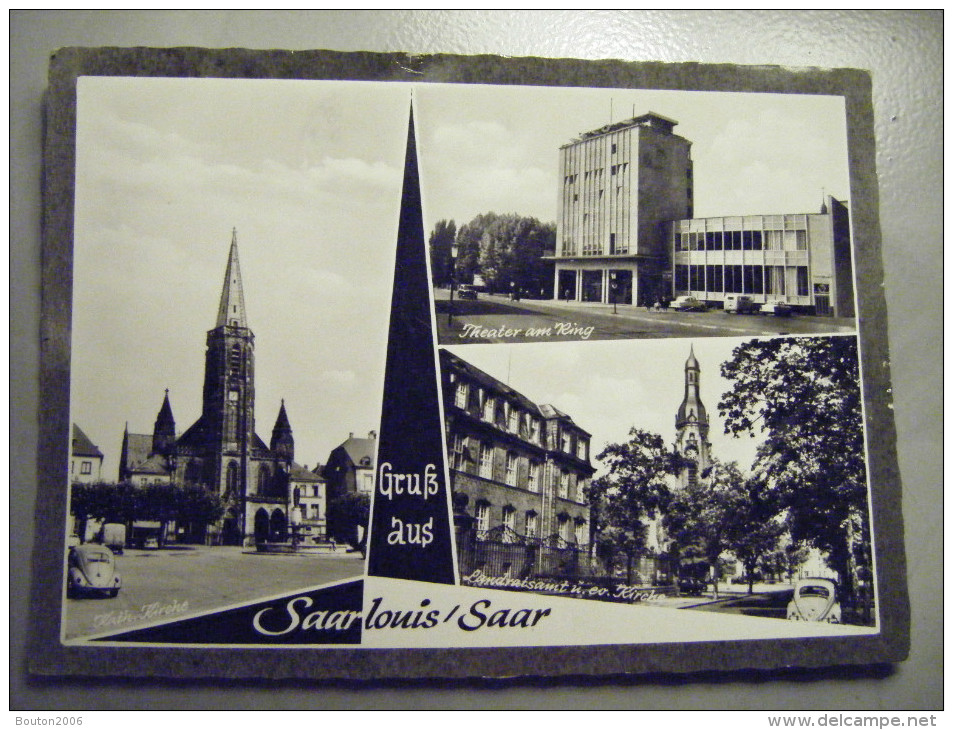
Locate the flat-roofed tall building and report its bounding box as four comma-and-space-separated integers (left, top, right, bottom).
553, 112, 693, 307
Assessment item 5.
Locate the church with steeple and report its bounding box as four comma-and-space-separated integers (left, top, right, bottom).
674, 345, 712, 490
119, 230, 324, 546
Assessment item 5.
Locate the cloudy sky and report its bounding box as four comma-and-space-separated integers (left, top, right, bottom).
72, 77, 410, 479
70, 77, 849, 482
415, 83, 849, 235
443, 336, 772, 477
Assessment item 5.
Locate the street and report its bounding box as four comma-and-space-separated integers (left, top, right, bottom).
434, 289, 856, 344
683, 584, 795, 620
63, 545, 364, 640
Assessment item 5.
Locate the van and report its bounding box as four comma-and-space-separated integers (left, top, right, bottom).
723, 294, 760, 314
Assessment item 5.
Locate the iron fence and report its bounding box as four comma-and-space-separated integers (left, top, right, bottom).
457, 525, 595, 580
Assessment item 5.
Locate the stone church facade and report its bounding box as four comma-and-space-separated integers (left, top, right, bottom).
119, 230, 322, 546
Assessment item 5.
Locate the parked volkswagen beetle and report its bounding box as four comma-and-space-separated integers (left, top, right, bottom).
786, 578, 840, 623
66, 544, 121, 598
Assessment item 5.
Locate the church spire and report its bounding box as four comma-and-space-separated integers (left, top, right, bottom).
215, 228, 249, 330
152, 388, 177, 455
270, 399, 294, 464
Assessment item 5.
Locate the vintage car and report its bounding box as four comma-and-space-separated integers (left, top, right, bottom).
670, 295, 707, 312
761, 299, 793, 317
723, 294, 761, 314
456, 284, 478, 300
66, 544, 122, 598
786, 578, 841, 623
678, 576, 706, 597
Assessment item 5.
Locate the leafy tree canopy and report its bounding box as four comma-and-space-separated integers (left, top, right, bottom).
718, 335, 869, 593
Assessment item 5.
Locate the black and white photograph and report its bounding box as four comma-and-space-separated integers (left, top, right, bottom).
417, 84, 858, 344
23, 42, 913, 685
441, 334, 877, 634
63, 76, 409, 641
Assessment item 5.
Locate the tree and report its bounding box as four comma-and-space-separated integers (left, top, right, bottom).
718, 335, 871, 601
327, 491, 370, 553
449, 213, 556, 296
721, 471, 785, 594
427, 219, 456, 287
664, 460, 742, 598
586, 428, 680, 583
70, 481, 139, 539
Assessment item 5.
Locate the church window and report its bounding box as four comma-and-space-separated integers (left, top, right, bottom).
226, 461, 239, 495
258, 465, 270, 494
558, 470, 570, 499
229, 344, 242, 371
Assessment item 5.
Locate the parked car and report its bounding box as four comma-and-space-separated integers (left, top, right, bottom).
456, 284, 478, 300
678, 576, 706, 596
670, 295, 707, 312
723, 294, 761, 314
99, 522, 126, 555
786, 578, 841, 623
66, 544, 122, 598
761, 299, 793, 317
142, 536, 160, 550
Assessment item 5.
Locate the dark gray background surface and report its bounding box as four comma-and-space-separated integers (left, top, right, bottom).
11, 10, 941, 710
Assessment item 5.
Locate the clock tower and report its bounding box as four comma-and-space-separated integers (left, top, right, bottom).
201, 228, 257, 498
675, 345, 711, 489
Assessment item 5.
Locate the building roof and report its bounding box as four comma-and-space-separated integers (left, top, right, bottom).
72, 424, 103, 459
215, 228, 249, 330
569, 111, 680, 144
441, 350, 539, 415
334, 435, 377, 469
288, 462, 324, 483
123, 433, 169, 475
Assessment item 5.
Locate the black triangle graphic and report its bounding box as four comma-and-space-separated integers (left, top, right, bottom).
366, 104, 456, 585
93, 579, 363, 644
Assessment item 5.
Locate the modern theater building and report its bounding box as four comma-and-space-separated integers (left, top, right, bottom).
552, 112, 854, 317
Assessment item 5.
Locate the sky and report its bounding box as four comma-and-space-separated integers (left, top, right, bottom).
70, 77, 850, 483
72, 77, 410, 479
444, 337, 769, 477
415, 83, 850, 236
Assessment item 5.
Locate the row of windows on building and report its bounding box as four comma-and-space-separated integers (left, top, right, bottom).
473, 501, 586, 544
451, 435, 588, 501
674, 264, 810, 297
674, 228, 809, 252
453, 381, 589, 461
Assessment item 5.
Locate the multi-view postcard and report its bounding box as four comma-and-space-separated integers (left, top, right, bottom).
30, 49, 908, 680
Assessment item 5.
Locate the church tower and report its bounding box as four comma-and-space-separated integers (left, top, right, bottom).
152, 389, 176, 456
201, 228, 257, 497
270, 399, 294, 466
675, 345, 711, 489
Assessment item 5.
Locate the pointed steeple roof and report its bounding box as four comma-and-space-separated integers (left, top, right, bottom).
155, 389, 175, 430
215, 228, 249, 329
273, 399, 291, 432
685, 344, 699, 370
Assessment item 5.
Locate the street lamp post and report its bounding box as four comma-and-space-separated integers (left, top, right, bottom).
448, 241, 459, 326
610, 273, 618, 315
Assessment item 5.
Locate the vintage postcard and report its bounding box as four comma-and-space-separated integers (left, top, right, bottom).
30, 48, 907, 680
